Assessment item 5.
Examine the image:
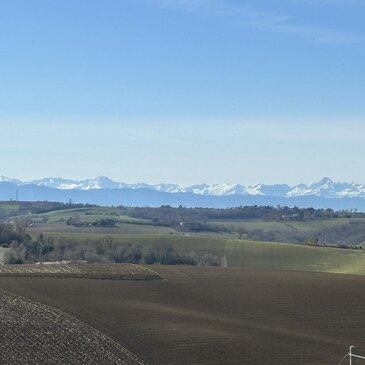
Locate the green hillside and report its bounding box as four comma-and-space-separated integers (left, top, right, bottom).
226, 240, 365, 274
37, 231, 365, 275
3, 202, 365, 274
214, 217, 365, 232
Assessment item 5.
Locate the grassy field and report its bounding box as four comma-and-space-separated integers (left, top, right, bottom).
26, 206, 150, 224
226, 240, 365, 274
1, 265, 364, 364
0, 203, 20, 211
213, 217, 365, 233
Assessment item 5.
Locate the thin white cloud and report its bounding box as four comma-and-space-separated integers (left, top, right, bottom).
293, 0, 361, 5
149, 0, 365, 45
240, 15, 365, 45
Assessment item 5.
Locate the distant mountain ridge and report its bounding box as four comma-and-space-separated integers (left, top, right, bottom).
1, 177, 365, 210
1, 176, 365, 199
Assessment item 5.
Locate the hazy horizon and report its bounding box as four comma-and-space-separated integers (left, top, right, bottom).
1, 173, 363, 188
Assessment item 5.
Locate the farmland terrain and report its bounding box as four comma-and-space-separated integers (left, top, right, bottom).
0, 291, 146, 365
16, 232, 365, 275
2, 202, 365, 363
1, 266, 364, 364
2, 201, 365, 244
2, 201, 365, 274
0, 262, 162, 280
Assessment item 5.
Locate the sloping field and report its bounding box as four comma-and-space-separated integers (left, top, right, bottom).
213, 217, 365, 232
38, 232, 227, 250
0, 263, 163, 280
226, 240, 365, 274
0, 291, 146, 365
1, 266, 365, 364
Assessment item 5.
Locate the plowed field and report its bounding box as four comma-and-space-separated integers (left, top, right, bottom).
0, 263, 163, 280
1, 266, 365, 364
0, 291, 145, 365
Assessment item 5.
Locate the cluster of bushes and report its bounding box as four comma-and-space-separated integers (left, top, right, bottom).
3, 225, 221, 265
245, 229, 308, 244
66, 217, 116, 227
22, 236, 199, 266
316, 221, 365, 246
0, 222, 28, 247
0, 219, 39, 264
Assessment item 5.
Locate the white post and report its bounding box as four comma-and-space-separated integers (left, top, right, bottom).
350, 346, 356, 365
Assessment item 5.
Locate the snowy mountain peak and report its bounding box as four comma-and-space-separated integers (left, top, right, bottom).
310, 177, 333, 188
0, 176, 22, 184
320, 177, 333, 183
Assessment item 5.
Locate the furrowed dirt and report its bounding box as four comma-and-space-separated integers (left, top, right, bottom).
0, 291, 146, 365
0, 263, 163, 280
1, 266, 365, 364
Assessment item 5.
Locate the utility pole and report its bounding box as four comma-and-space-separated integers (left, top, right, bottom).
348, 346, 365, 365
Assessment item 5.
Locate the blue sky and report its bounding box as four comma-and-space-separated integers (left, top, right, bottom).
1, 0, 364, 185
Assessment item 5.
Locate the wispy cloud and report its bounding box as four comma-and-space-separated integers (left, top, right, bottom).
292, 0, 361, 5
240, 13, 364, 45
149, 0, 365, 45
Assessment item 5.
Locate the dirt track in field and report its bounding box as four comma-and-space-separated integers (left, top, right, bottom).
1, 266, 365, 364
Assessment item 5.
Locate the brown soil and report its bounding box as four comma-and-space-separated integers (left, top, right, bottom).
1, 266, 365, 364
0, 263, 163, 280
0, 291, 146, 365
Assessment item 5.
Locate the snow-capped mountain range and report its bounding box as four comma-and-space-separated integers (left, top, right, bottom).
1, 176, 365, 199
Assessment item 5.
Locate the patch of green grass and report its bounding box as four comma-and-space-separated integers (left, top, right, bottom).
0, 203, 20, 211
225, 239, 365, 274
29, 207, 149, 224
212, 218, 365, 233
